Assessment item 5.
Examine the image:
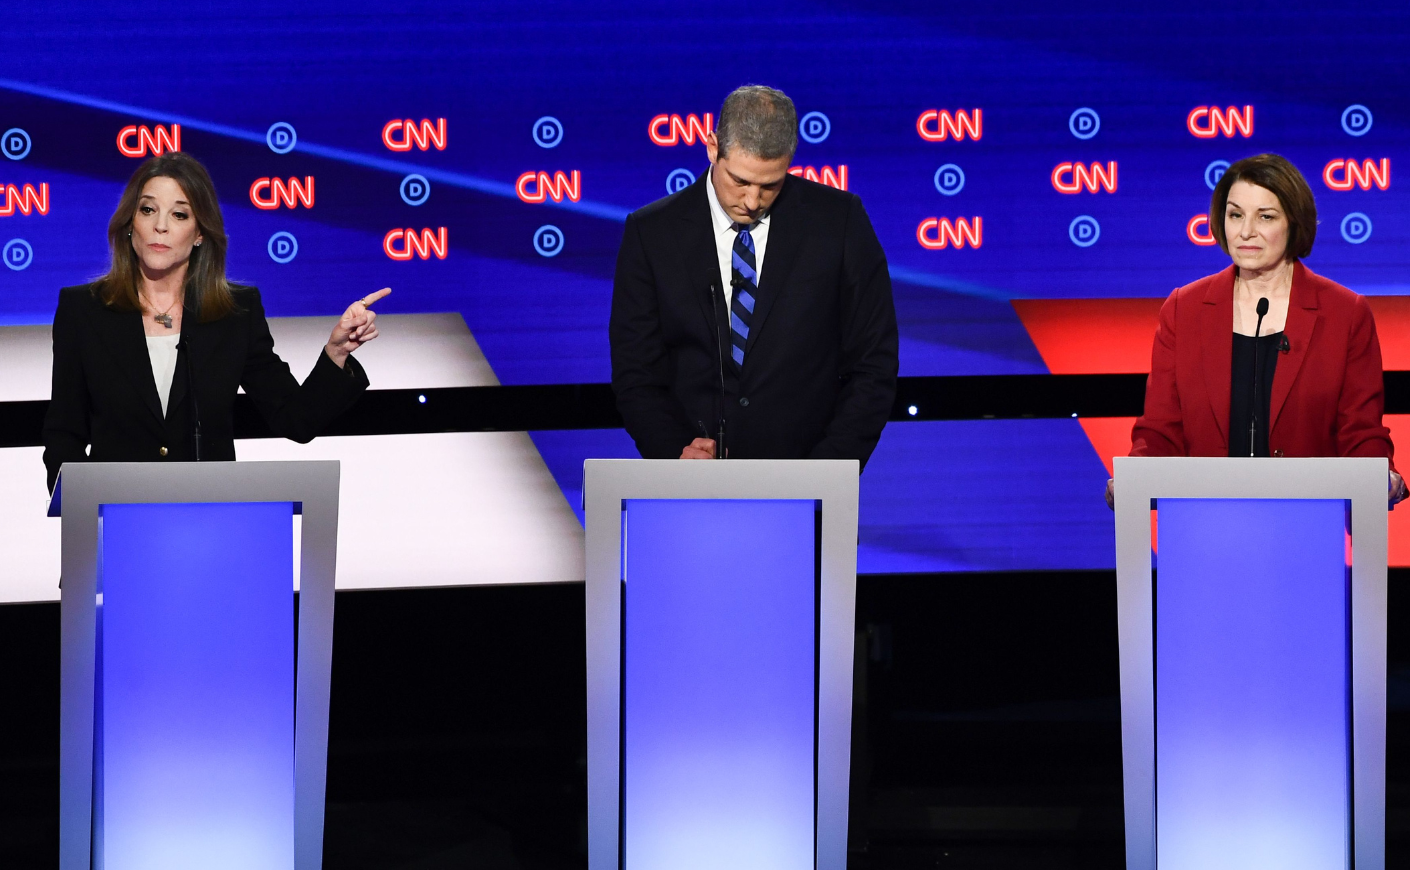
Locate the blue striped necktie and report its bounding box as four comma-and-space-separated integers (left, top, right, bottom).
729, 222, 757, 369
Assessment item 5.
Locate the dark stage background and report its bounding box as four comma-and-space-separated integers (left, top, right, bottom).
6, 576, 1410, 869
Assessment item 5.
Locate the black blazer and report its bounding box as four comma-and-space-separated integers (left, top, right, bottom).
610, 173, 899, 466
42, 283, 368, 492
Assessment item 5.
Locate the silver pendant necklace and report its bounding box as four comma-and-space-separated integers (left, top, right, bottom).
148, 298, 178, 329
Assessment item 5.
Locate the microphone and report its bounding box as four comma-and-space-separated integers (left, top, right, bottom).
179, 335, 203, 461
1278, 335, 1290, 354
1250, 297, 1269, 457
706, 274, 728, 459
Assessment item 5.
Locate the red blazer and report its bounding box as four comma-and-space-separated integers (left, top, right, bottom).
1131, 262, 1395, 469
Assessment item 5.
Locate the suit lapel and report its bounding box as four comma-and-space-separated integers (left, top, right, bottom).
745, 176, 803, 357
679, 177, 724, 344
1199, 267, 1236, 443
167, 311, 229, 417
98, 304, 164, 426
1269, 262, 1319, 431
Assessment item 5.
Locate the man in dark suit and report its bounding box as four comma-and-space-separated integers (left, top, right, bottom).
610, 85, 898, 466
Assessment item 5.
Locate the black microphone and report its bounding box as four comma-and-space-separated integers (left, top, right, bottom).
1250, 297, 1269, 457
1278, 335, 1290, 354
179, 335, 203, 461
706, 274, 728, 459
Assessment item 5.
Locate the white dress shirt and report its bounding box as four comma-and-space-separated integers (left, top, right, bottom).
705, 167, 771, 309
146, 332, 180, 417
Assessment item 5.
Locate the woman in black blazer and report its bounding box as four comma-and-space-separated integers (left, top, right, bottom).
42, 152, 388, 492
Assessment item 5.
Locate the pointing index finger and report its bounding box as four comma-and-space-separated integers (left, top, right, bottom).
360, 287, 392, 308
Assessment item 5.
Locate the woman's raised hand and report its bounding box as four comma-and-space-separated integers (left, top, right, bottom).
326, 287, 390, 368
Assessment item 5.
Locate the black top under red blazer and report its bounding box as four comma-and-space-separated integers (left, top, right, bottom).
610, 173, 899, 466
42, 284, 369, 492
1131, 263, 1395, 468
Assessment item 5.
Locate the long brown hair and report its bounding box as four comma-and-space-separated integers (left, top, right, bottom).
95, 152, 238, 322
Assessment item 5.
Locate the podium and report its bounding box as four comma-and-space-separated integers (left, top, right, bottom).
50, 461, 341, 870
584, 460, 860, 870
1113, 457, 1388, 870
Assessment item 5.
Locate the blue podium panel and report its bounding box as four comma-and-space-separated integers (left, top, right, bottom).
623, 499, 816, 870
1155, 498, 1349, 870
98, 502, 295, 870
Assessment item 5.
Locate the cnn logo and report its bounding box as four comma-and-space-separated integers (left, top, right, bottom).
788, 165, 848, 190
0, 183, 49, 216
1323, 159, 1390, 191
1187, 106, 1253, 139
118, 124, 180, 157
1052, 162, 1117, 194
649, 114, 712, 146
384, 227, 448, 261
916, 109, 982, 142
249, 177, 315, 210
383, 119, 447, 152
516, 171, 581, 203
917, 217, 982, 249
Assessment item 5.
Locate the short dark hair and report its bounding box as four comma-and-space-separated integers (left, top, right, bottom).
716, 85, 797, 161
1208, 153, 1317, 260
96, 152, 238, 322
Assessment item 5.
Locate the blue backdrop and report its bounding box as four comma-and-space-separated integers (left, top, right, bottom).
3, 1, 1406, 572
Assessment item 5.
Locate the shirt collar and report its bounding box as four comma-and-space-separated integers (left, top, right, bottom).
705, 166, 770, 235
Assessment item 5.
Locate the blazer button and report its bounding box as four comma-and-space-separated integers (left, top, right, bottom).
159, 446, 168, 457
739, 396, 750, 407
1272, 449, 1284, 458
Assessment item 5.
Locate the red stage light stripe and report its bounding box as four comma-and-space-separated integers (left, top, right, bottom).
1011, 298, 1163, 374
1366, 298, 1410, 370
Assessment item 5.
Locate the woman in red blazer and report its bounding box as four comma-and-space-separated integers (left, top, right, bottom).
1111, 153, 1404, 506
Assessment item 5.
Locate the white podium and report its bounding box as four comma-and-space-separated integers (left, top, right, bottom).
51, 461, 341, 870
583, 459, 860, 870
1113, 457, 1388, 870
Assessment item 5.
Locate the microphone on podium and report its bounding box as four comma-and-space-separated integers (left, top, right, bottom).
1250, 297, 1269, 457
706, 274, 728, 459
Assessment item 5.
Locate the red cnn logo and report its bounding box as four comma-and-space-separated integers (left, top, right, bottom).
516, 171, 582, 203
1323, 159, 1390, 191
1187, 215, 1217, 246
384, 228, 448, 261
917, 217, 982, 249
649, 113, 713, 146
916, 109, 982, 142
1052, 162, 1118, 194
1187, 106, 1253, 138
117, 124, 181, 157
382, 119, 447, 152
788, 165, 848, 190
0, 183, 49, 216
249, 177, 315, 210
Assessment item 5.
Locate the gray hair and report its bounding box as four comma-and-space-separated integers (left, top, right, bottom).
716, 85, 797, 161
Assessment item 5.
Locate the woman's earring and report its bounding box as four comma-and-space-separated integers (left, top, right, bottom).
194, 241, 201, 247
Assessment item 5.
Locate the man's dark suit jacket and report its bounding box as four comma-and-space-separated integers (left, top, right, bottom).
42, 283, 368, 493
610, 173, 899, 466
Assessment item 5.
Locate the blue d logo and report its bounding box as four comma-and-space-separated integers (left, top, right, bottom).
1205, 160, 1230, 191
666, 168, 696, 194
3, 238, 34, 270
534, 225, 564, 257
400, 173, 431, 206
265, 122, 297, 154
2, 128, 32, 160
1340, 212, 1372, 244
799, 111, 831, 144
1069, 215, 1101, 247
933, 164, 965, 196
533, 116, 564, 148
267, 232, 299, 264
1069, 108, 1100, 140
1341, 105, 1372, 137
